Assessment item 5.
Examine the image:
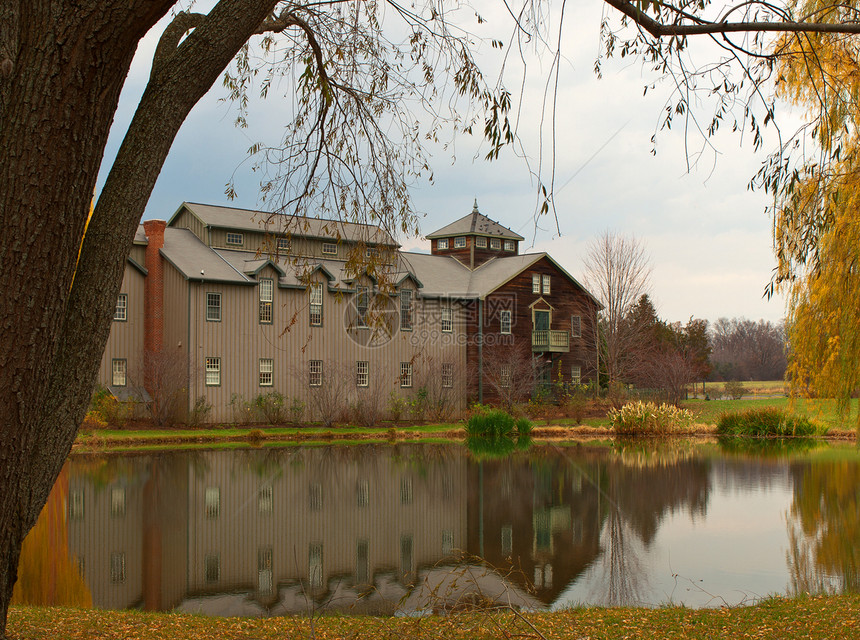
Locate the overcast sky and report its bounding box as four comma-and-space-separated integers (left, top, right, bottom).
98, 1, 789, 325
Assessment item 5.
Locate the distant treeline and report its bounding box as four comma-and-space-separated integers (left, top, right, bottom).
708, 317, 786, 382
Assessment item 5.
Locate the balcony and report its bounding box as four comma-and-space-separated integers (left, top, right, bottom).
532, 329, 570, 353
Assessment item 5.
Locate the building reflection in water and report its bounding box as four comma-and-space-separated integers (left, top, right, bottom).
16, 442, 860, 615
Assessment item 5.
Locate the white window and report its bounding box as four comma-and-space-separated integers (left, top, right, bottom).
205, 357, 221, 386
504, 239, 516, 251
259, 278, 273, 324
69, 491, 84, 519
114, 294, 127, 321
206, 292, 221, 322
356, 539, 369, 584
571, 365, 582, 385
441, 307, 453, 333
356, 480, 369, 507
309, 283, 323, 326
437, 238, 449, 250
490, 237, 501, 250
356, 361, 369, 387
309, 360, 323, 386
400, 289, 413, 330
400, 362, 413, 388
356, 286, 369, 328
204, 487, 220, 518
531, 274, 541, 294
476, 236, 487, 248
110, 552, 125, 584
500, 364, 512, 388
277, 237, 290, 252
259, 358, 273, 386
205, 554, 220, 583
258, 547, 273, 595
309, 483, 322, 510
542, 274, 551, 294
322, 242, 338, 255
442, 363, 454, 388
309, 543, 323, 588
110, 487, 126, 518
500, 310, 512, 334
400, 478, 413, 504
226, 232, 243, 246
571, 315, 582, 338
111, 359, 127, 387
258, 486, 273, 514
400, 535, 413, 575
501, 526, 513, 556
442, 530, 454, 556
454, 236, 466, 248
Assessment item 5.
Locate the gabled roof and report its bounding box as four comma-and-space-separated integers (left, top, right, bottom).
401, 251, 601, 307
168, 202, 398, 246
160, 228, 252, 284
425, 200, 525, 241
241, 259, 286, 277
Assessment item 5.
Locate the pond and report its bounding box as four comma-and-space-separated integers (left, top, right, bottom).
13, 439, 860, 615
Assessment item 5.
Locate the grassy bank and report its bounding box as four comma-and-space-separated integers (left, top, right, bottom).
73, 394, 859, 451
9, 595, 860, 639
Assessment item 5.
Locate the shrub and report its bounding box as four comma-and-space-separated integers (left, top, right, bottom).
229, 393, 254, 424
608, 401, 694, 435
465, 410, 532, 438
723, 380, 747, 400
187, 396, 212, 427
562, 386, 587, 424
717, 408, 824, 437
253, 391, 286, 424
90, 386, 133, 427
80, 410, 107, 433
388, 392, 408, 423
289, 397, 305, 425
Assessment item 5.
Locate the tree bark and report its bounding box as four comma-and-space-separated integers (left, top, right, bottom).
0, 0, 278, 635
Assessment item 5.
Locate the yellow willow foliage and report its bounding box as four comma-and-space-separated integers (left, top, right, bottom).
11, 467, 93, 608
774, 0, 860, 147
785, 184, 860, 421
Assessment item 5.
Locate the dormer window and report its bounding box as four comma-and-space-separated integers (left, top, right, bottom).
226, 232, 244, 246
437, 238, 449, 250
490, 238, 501, 250
454, 236, 466, 248
504, 240, 515, 251
476, 237, 487, 249
322, 242, 337, 256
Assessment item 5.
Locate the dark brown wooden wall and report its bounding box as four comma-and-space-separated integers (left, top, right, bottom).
461, 256, 599, 404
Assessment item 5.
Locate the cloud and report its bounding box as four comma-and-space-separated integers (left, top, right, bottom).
101, 0, 788, 325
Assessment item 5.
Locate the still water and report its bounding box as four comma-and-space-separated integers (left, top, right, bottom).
14, 440, 860, 615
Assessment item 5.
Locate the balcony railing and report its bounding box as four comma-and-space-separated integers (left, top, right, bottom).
532, 329, 570, 353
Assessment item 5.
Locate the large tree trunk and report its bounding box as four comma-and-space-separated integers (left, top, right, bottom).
0, 0, 278, 635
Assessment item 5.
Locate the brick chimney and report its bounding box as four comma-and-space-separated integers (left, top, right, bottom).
143, 220, 166, 393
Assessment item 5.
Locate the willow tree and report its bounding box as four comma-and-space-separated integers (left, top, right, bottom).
767, 0, 860, 422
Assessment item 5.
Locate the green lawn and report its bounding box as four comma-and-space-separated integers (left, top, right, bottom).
683, 396, 860, 431
9, 595, 860, 639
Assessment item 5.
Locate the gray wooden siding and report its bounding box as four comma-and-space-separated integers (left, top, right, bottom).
186, 448, 467, 601
161, 261, 191, 416
129, 244, 146, 266
208, 227, 382, 263
171, 207, 207, 244
97, 265, 145, 389
187, 271, 467, 423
